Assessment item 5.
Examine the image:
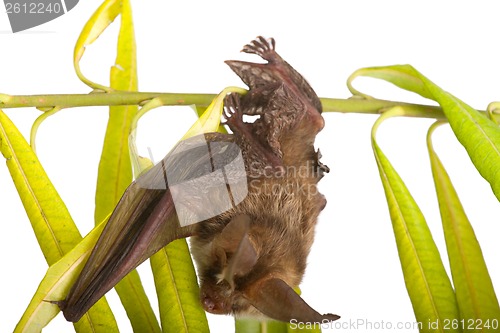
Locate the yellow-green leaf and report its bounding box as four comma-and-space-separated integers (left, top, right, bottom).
73, 0, 122, 90
0, 111, 81, 264
349, 65, 500, 201
427, 123, 500, 325
236, 319, 320, 333
150, 240, 209, 333
94, 0, 136, 226
348, 65, 434, 100
113, 269, 161, 333
182, 87, 246, 140
0, 110, 118, 332
371, 107, 460, 331
15, 221, 118, 332
235, 319, 262, 333
422, 83, 500, 202
235, 320, 288, 333
92, 0, 160, 331
486, 102, 500, 125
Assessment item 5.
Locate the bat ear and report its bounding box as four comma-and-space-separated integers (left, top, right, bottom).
243, 277, 340, 324
213, 214, 258, 288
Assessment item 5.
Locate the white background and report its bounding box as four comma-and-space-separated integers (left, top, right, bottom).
1, 1, 499, 332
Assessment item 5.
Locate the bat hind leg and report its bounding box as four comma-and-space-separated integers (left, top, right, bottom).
222, 93, 247, 133
223, 93, 283, 169
242, 36, 278, 63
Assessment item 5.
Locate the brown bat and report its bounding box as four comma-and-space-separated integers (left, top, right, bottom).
59, 36, 339, 324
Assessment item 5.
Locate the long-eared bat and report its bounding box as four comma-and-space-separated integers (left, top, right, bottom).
59, 36, 339, 324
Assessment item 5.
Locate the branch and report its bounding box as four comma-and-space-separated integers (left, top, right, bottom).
1, 91, 493, 121
0, 92, 216, 109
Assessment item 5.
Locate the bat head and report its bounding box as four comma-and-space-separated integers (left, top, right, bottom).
191, 214, 340, 323
194, 215, 258, 316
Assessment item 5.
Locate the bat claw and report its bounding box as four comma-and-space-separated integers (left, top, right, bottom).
223, 93, 244, 128
323, 313, 341, 322
242, 36, 276, 62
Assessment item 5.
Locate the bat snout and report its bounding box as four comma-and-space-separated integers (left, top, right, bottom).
201, 293, 230, 315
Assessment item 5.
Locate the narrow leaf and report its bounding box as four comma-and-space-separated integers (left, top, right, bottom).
92, 0, 160, 331
113, 270, 160, 333
181, 87, 246, 140
150, 240, 209, 333
94, 0, 136, 226
0, 110, 118, 332
427, 123, 500, 323
371, 107, 460, 330
0, 110, 81, 264
422, 83, 500, 202
73, 0, 122, 90
486, 102, 500, 125
235, 319, 262, 333
348, 65, 434, 100
15, 221, 118, 332
349, 65, 500, 201
287, 322, 322, 333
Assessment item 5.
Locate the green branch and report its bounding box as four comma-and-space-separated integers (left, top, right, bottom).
1, 91, 494, 121
0, 92, 216, 109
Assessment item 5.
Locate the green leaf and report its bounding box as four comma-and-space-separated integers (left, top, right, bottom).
427, 123, 500, 324
486, 102, 500, 125
181, 87, 246, 140
92, 0, 160, 331
15, 220, 118, 332
128, 87, 245, 177
0, 110, 81, 264
371, 107, 460, 331
73, 0, 122, 91
349, 64, 500, 201
348, 65, 434, 100
235, 319, 290, 333
422, 83, 500, 202
235, 319, 263, 333
113, 269, 161, 333
150, 240, 209, 333
29, 106, 62, 153
287, 323, 322, 333
95, 0, 137, 225
0, 110, 118, 332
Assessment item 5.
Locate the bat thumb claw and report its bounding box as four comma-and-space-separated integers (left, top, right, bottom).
323, 313, 341, 322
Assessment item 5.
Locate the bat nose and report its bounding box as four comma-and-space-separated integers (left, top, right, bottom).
202, 295, 216, 312
201, 292, 230, 314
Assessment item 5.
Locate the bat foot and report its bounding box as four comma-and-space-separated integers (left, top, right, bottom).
242, 36, 277, 62
222, 93, 246, 132
315, 149, 330, 179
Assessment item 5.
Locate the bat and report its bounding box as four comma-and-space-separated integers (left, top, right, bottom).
58, 36, 340, 324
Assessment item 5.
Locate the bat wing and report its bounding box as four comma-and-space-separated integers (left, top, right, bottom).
61, 132, 248, 322
244, 278, 340, 323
